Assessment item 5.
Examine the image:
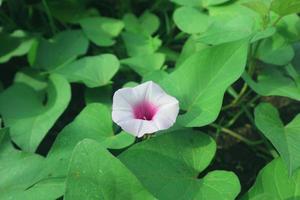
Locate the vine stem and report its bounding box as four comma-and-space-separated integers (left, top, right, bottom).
272, 15, 283, 26
42, 0, 56, 35
210, 124, 263, 146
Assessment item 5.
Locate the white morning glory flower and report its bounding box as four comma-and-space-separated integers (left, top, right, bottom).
112, 81, 179, 137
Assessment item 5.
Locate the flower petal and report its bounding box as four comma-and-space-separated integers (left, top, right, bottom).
117, 119, 160, 137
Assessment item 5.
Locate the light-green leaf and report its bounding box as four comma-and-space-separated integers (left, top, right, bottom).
65, 139, 155, 200
256, 33, 295, 66
173, 6, 211, 34
202, 0, 231, 7
123, 12, 160, 36
32, 30, 89, 70
271, 0, 300, 16
79, 16, 124, 46
121, 53, 165, 76
255, 103, 300, 174
119, 130, 241, 200
0, 74, 71, 152
170, 0, 202, 7
46, 103, 135, 177
243, 158, 300, 200
54, 54, 119, 87
243, 65, 300, 101
161, 39, 249, 127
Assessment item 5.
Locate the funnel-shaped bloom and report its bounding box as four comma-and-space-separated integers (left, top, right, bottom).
112, 81, 179, 137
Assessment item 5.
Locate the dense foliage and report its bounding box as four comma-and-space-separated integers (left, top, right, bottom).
0, 0, 300, 199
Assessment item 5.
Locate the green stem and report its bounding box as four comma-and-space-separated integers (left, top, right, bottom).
42, 0, 56, 35
272, 15, 282, 26
210, 124, 263, 146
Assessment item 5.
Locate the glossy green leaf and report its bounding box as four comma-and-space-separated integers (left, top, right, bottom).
243, 158, 300, 200
79, 16, 124, 46
161, 39, 249, 127
255, 103, 300, 174
46, 103, 135, 177
32, 30, 89, 70
121, 53, 165, 76
173, 6, 211, 34
271, 0, 300, 16
0, 74, 71, 152
65, 139, 155, 200
119, 130, 241, 200
0, 30, 35, 63
243, 65, 300, 100
54, 54, 119, 87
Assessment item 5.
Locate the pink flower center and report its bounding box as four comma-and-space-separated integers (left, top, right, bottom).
133, 101, 157, 121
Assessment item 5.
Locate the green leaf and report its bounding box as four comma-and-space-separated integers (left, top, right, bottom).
271, 0, 300, 16
122, 32, 161, 57
173, 6, 211, 34
0, 30, 35, 63
202, 0, 231, 7
1, 178, 65, 200
243, 158, 300, 200
256, 33, 295, 66
255, 103, 300, 175
170, 0, 202, 7
176, 36, 209, 67
79, 16, 124, 46
32, 30, 89, 70
123, 12, 160, 36
195, 15, 253, 45
0, 74, 71, 152
54, 54, 119, 87
277, 14, 300, 42
161, 39, 249, 127
0, 129, 64, 199
85, 85, 112, 106
65, 139, 155, 200
243, 65, 300, 100
242, 0, 270, 18
0, 128, 44, 196
121, 53, 165, 76
46, 103, 135, 177
119, 130, 241, 200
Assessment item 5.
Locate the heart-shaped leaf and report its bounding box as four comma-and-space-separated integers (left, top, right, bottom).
255, 103, 300, 174
0, 74, 71, 152
119, 130, 241, 200
46, 103, 135, 177
243, 158, 300, 200
173, 6, 211, 34
32, 30, 89, 70
121, 53, 165, 76
54, 54, 120, 87
161, 39, 249, 127
243, 65, 300, 101
65, 139, 155, 200
79, 17, 124, 46
271, 0, 300, 17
